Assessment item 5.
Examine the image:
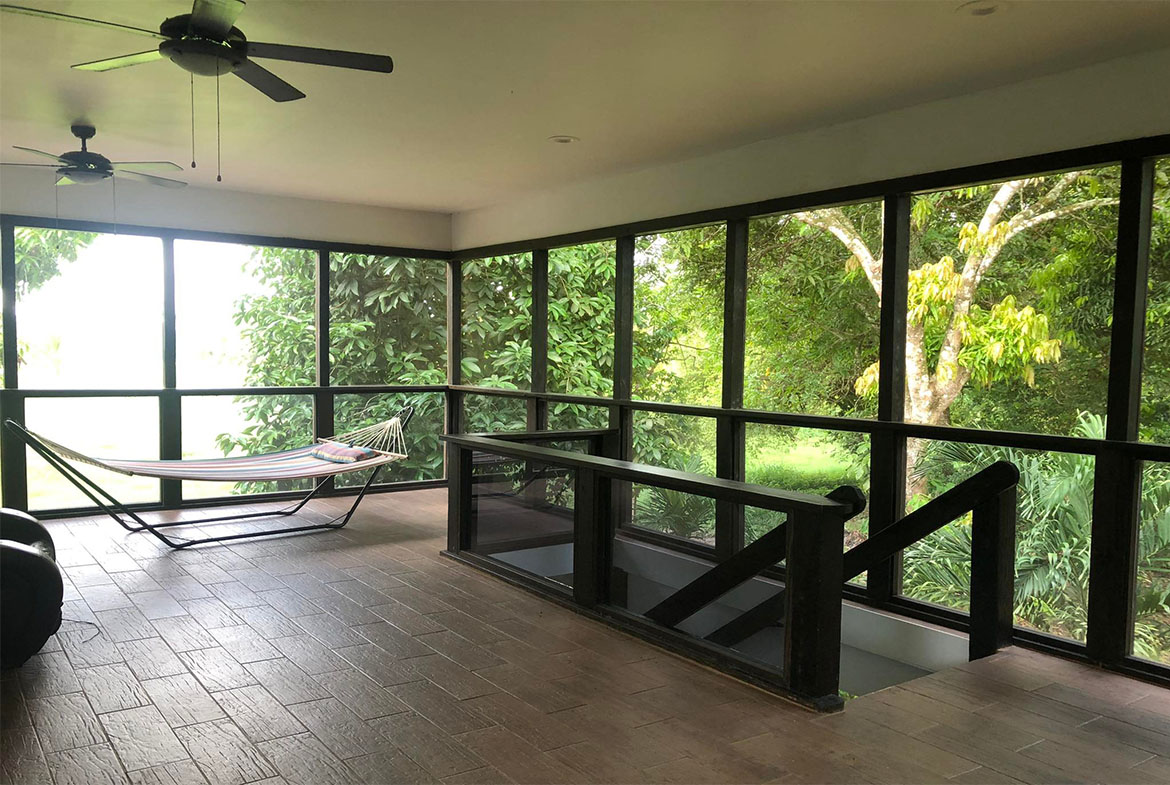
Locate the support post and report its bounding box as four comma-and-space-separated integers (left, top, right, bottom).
446, 259, 464, 481
784, 509, 844, 708
525, 250, 550, 503
612, 236, 635, 528
868, 193, 910, 600
0, 221, 26, 509
447, 445, 474, 553
2, 220, 18, 390
1087, 157, 1154, 665
969, 485, 1016, 660
717, 218, 748, 560
573, 468, 612, 607
0, 392, 26, 510
160, 236, 181, 508
313, 248, 334, 493
528, 249, 549, 432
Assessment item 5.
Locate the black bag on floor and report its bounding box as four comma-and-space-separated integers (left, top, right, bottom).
1, 509, 63, 669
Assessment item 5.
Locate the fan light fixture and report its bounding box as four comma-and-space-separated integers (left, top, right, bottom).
1, 124, 187, 188
957, 1, 1000, 16
548, 135, 581, 144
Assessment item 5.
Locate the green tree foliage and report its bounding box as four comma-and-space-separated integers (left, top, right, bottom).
745, 206, 882, 417
218, 248, 449, 491
903, 413, 1170, 657
7, 228, 96, 385
462, 255, 532, 390
1143, 158, 1170, 444
632, 227, 725, 407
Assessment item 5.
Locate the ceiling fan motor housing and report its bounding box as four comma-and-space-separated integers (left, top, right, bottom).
158, 14, 246, 76
56, 148, 113, 182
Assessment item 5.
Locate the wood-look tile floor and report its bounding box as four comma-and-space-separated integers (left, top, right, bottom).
3, 488, 1170, 784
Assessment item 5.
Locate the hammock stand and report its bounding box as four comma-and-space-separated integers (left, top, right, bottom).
3, 407, 413, 550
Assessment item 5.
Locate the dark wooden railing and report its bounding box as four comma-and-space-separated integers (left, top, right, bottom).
442, 431, 865, 710
706, 461, 1020, 661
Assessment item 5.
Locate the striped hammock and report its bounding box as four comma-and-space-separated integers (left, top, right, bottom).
27, 418, 408, 483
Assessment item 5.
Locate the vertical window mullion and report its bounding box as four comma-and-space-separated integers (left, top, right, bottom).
160, 235, 181, 508
314, 247, 334, 494
529, 248, 549, 431
445, 259, 464, 479
1087, 156, 1155, 665
0, 220, 26, 509
612, 236, 635, 527
717, 218, 747, 560
868, 193, 910, 602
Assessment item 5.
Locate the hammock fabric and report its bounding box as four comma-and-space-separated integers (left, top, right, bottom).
25, 418, 408, 483
4, 412, 413, 549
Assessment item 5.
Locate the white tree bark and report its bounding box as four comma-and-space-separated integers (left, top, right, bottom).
792, 177, 1117, 496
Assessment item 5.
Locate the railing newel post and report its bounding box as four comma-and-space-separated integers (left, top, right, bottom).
969, 483, 1016, 660
447, 444, 474, 553
784, 508, 844, 708
573, 467, 611, 608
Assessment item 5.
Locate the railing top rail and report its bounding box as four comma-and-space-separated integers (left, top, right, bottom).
842, 460, 1019, 581
442, 433, 864, 516
463, 428, 616, 442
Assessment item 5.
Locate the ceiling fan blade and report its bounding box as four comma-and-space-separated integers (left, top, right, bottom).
73, 49, 164, 72
116, 170, 187, 189
12, 145, 69, 163
233, 59, 305, 102
1, 162, 59, 170
0, 4, 166, 39
56, 176, 82, 186
245, 41, 393, 73
112, 161, 183, 172
189, 0, 244, 38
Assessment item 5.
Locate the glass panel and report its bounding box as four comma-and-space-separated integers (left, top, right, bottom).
906, 167, 1120, 435
329, 253, 446, 386
744, 201, 882, 416
548, 242, 615, 397
25, 397, 159, 509
547, 403, 610, 431
461, 255, 532, 388
630, 411, 716, 546
463, 393, 527, 433
334, 392, 444, 485
631, 484, 715, 547
632, 225, 725, 406
17, 231, 162, 389
744, 424, 869, 548
175, 240, 315, 388
1143, 157, 1170, 443
470, 452, 574, 590
181, 394, 314, 499
902, 434, 1096, 643
1134, 461, 1170, 664
632, 411, 715, 471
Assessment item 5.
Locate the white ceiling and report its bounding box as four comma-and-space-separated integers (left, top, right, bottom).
2, 0, 1169, 214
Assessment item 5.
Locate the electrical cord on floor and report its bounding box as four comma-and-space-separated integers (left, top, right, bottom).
56, 618, 100, 644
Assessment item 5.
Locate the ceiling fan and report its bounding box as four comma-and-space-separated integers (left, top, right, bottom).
0, 0, 394, 102
1, 124, 187, 188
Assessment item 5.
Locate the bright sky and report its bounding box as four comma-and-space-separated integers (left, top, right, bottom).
14, 233, 272, 462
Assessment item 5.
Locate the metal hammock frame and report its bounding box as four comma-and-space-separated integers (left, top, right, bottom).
3, 406, 413, 549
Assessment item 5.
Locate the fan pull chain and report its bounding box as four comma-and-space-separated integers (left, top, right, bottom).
216, 73, 222, 182
111, 174, 119, 236
190, 73, 196, 169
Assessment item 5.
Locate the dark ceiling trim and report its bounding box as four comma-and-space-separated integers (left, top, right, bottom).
0, 213, 452, 260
